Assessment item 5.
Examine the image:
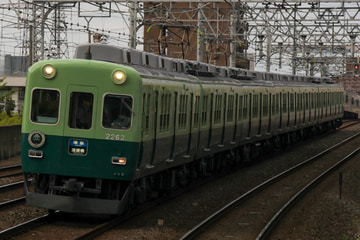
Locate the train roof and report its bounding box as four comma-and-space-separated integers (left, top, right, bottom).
75, 44, 338, 88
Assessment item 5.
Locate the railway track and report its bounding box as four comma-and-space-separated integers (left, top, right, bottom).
0, 121, 359, 239
0, 181, 26, 210
0, 173, 217, 240
0, 164, 22, 178
179, 129, 360, 240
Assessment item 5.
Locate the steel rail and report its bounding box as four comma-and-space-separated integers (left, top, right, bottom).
0, 197, 26, 210
256, 147, 360, 240
0, 164, 22, 178
0, 181, 24, 191
178, 130, 360, 240
0, 212, 58, 239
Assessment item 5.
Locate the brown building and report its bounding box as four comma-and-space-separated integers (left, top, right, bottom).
143, 2, 249, 69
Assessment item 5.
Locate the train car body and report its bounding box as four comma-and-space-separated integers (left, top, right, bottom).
21, 44, 344, 214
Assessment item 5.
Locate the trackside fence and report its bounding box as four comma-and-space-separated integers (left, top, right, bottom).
0, 125, 21, 160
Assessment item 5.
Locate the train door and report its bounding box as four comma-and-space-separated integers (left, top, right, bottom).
62, 85, 97, 170
64, 85, 97, 138
279, 92, 283, 129
169, 92, 177, 161
220, 93, 227, 145
289, 92, 295, 128
185, 93, 194, 157
140, 90, 153, 168
247, 93, 252, 138
232, 94, 239, 143
258, 93, 262, 135
150, 91, 159, 166
206, 93, 214, 149
268, 93, 272, 133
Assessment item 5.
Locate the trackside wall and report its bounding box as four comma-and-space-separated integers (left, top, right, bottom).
0, 125, 21, 160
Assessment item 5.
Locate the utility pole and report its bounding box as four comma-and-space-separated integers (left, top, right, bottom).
229, 14, 236, 68
266, 25, 271, 72
128, 1, 137, 49
197, 3, 204, 62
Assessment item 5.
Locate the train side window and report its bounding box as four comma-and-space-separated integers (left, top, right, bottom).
297, 94, 301, 111
263, 94, 269, 117
142, 93, 151, 136
227, 95, 234, 122
31, 89, 60, 124
160, 93, 171, 132
289, 94, 294, 112
243, 95, 248, 119
238, 95, 243, 121
253, 95, 259, 118
194, 95, 200, 128
68, 92, 94, 129
102, 94, 133, 130
214, 94, 223, 124
275, 94, 280, 114
272, 95, 276, 116
201, 95, 208, 127
282, 93, 287, 113
178, 94, 188, 129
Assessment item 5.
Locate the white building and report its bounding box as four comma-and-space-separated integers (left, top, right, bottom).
1, 76, 26, 113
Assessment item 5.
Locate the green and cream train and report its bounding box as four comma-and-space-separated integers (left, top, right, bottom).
21, 44, 344, 214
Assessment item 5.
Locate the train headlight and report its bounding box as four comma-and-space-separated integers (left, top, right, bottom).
28, 131, 46, 148
112, 70, 126, 85
42, 64, 56, 79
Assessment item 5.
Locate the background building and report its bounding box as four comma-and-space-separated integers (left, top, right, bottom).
1, 55, 27, 113
143, 2, 250, 69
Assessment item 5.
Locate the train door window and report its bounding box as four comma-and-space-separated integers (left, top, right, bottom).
31, 89, 60, 124
297, 94, 302, 112
272, 95, 276, 116
243, 95, 248, 119
282, 93, 287, 113
214, 94, 222, 124
289, 94, 294, 112
263, 94, 269, 117
310, 93, 314, 109
194, 95, 200, 128
227, 95, 234, 122
275, 94, 280, 114
201, 95, 208, 127
102, 94, 133, 130
305, 93, 309, 110
178, 94, 188, 129
160, 93, 171, 132
253, 95, 259, 118
238, 95, 243, 121
68, 92, 94, 129
142, 93, 151, 136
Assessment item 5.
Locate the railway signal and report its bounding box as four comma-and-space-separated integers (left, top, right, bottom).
354, 64, 359, 74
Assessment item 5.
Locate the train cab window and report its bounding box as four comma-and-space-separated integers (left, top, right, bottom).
31, 89, 60, 124
68, 92, 94, 129
102, 94, 133, 130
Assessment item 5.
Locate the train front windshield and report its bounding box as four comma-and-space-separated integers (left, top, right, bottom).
31, 89, 60, 124
68, 92, 94, 129
30, 89, 133, 130
102, 94, 133, 130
